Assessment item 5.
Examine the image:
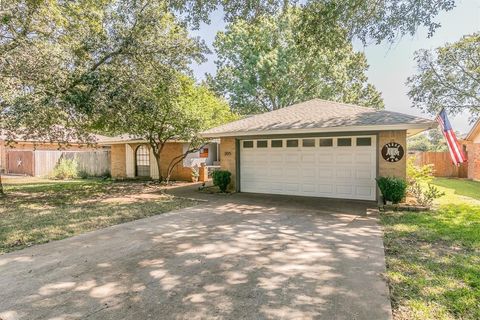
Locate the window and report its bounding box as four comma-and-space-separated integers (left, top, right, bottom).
286, 139, 298, 147
302, 139, 315, 147
199, 147, 209, 158
243, 140, 254, 148
257, 140, 268, 148
356, 137, 372, 146
319, 138, 333, 147
337, 138, 352, 147
271, 140, 283, 148
135, 145, 150, 177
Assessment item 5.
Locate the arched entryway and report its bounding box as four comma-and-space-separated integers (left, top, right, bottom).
135, 145, 150, 177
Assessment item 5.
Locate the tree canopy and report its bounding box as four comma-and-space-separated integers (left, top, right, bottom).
0, 0, 461, 140
407, 33, 480, 120
207, 8, 383, 114
94, 69, 236, 180
173, 0, 456, 45
0, 0, 204, 141
408, 129, 448, 152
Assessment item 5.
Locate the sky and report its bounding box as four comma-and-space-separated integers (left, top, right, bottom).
190, 1, 480, 134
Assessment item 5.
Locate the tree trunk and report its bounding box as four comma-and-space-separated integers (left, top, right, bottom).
0, 173, 4, 196
155, 153, 162, 183
165, 143, 206, 184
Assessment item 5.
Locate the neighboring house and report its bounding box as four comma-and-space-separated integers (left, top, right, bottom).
201, 99, 434, 201
462, 120, 480, 181
97, 135, 219, 181
0, 136, 105, 176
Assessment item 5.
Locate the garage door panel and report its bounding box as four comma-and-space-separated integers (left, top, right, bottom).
318, 168, 334, 178
336, 185, 354, 195
301, 155, 316, 165
355, 168, 374, 179
355, 153, 374, 164
336, 153, 353, 164
283, 168, 299, 179
240, 136, 376, 200
336, 168, 352, 179
356, 186, 375, 198
270, 154, 284, 164
317, 184, 334, 194
317, 153, 334, 164
302, 183, 316, 193
285, 153, 300, 163
284, 183, 300, 192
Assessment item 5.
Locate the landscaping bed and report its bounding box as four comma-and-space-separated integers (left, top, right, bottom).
0, 177, 197, 254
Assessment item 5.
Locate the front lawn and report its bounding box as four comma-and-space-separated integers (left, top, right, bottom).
382, 178, 480, 319
0, 178, 197, 254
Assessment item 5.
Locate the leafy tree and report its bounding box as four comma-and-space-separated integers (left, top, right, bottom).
408, 129, 448, 152
427, 128, 448, 151
208, 8, 383, 114
173, 0, 456, 45
0, 0, 204, 142
407, 33, 480, 119
408, 133, 432, 152
95, 72, 236, 181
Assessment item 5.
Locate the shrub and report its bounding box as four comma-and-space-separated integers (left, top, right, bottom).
376, 176, 407, 204
407, 157, 444, 206
212, 170, 231, 192
52, 158, 78, 180
78, 170, 89, 179
407, 157, 434, 184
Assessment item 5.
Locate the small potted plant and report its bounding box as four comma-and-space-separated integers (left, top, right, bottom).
191, 167, 200, 182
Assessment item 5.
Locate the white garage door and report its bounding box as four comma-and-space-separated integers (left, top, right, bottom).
240, 136, 377, 200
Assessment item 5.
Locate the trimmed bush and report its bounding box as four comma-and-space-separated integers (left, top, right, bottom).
212, 170, 231, 192
52, 158, 78, 180
376, 176, 407, 204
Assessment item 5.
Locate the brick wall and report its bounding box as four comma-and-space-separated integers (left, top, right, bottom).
219, 137, 237, 191
111, 142, 192, 181
378, 130, 407, 180
157, 142, 191, 181
467, 143, 480, 181
111, 144, 126, 178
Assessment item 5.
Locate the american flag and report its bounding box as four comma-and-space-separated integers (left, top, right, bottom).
436, 109, 467, 166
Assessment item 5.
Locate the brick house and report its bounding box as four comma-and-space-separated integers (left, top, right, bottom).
98, 135, 219, 181
201, 99, 434, 201
462, 120, 480, 181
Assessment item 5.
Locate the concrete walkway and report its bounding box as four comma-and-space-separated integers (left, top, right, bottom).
0, 188, 392, 320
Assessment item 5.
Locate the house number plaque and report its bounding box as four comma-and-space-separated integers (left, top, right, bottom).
381, 142, 404, 162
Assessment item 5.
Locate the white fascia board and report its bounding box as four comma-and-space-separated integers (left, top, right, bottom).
201, 122, 436, 138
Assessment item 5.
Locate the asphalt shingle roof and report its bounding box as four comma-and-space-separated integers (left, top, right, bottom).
202, 99, 433, 136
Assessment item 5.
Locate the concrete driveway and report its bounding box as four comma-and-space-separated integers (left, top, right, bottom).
0, 191, 392, 320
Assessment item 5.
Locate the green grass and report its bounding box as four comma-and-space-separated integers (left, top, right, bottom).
430, 178, 480, 205
0, 178, 197, 254
382, 178, 480, 319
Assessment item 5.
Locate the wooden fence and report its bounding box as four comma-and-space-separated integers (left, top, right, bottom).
409, 151, 468, 178
34, 150, 111, 177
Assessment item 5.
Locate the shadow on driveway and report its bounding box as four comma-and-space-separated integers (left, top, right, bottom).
0, 188, 392, 320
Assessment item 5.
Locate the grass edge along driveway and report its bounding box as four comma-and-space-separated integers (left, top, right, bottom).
0, 178, 197, 254
381, 178, 480, 320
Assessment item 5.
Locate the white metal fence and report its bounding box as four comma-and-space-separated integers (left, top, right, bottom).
34, 150, 111, 177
